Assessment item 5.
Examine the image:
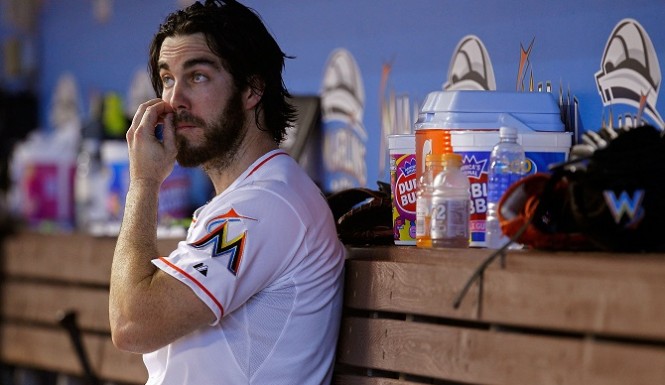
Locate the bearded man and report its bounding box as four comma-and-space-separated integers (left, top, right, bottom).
109, 1, 345, 384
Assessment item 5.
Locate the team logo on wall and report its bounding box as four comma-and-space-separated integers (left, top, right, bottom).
444, 35, 496, 91
49, 73, 82, 130
595, 19, 664, 129
320, 48, 367, 193
126, 69, 155, 117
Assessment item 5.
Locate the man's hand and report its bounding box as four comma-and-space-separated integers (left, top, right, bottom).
126, 99, 177, 185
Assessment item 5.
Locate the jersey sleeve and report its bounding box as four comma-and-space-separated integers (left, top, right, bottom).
152, 186, 307, 324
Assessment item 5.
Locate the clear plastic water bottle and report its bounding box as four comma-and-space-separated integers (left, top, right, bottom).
415, 153, 446, 248
431, 153, 470, 248
485, 126, 526, 249
75, 138, 108, 232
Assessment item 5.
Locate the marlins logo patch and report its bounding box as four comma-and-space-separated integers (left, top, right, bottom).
189, 208, 255, 276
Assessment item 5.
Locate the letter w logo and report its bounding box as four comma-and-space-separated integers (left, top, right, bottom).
190, 221, 246, 276
603, 190, 645, 225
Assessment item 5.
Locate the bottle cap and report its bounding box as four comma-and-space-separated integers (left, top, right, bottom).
443, 152, 462, 167
425, 153, 447, 163
499, 126, 518, 139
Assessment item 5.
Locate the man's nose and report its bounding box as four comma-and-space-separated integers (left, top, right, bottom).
165, 81, 189, 110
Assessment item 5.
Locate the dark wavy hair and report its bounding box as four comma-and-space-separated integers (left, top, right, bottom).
148, 0, 296, 144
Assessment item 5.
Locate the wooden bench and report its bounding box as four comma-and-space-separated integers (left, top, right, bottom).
0, 232, 178, 384
2, 233, 665, 384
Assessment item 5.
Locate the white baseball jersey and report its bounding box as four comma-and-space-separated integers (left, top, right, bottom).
146, 150, 346, 385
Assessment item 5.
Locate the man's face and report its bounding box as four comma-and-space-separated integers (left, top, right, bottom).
158, 33, 247, 168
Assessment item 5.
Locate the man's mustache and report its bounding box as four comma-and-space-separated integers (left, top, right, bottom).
173, 112, 205, 127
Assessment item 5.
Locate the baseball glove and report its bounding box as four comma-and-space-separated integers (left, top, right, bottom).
327, 182, 393, 245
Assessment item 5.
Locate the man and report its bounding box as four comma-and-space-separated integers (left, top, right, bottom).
109, 1, 346, 384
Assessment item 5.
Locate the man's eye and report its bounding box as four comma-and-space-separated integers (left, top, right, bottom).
193, 73, 208, 83
162, 76, 174, 87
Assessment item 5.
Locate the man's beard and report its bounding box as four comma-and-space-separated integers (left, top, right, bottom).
173, 90, 247, 169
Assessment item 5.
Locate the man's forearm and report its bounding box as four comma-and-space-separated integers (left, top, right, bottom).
114, 180, 162, 265
109, 180, 162, 338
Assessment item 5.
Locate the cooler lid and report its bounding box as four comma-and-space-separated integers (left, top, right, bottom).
416, 91, 565, 132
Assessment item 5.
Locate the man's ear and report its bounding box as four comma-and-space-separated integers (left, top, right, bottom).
243, 77, 264, 111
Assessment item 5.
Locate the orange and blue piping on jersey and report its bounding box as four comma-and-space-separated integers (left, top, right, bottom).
189, 208, 255, 276
157, 257, 225, 317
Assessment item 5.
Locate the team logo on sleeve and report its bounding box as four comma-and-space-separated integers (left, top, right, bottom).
189, 208, 255, 276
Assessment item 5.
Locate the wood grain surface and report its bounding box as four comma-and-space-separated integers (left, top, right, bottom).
2, 234, 664, 384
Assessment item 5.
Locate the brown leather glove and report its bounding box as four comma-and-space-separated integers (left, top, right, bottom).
327, 182, 393, 245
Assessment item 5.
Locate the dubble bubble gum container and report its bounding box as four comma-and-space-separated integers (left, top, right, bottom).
388, 134, 417, 245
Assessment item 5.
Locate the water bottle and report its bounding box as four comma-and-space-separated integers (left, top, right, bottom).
485, 126, 526, 249
430, 153, 470, 248
415, 153, 446, 248
75, 138, 108, 232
